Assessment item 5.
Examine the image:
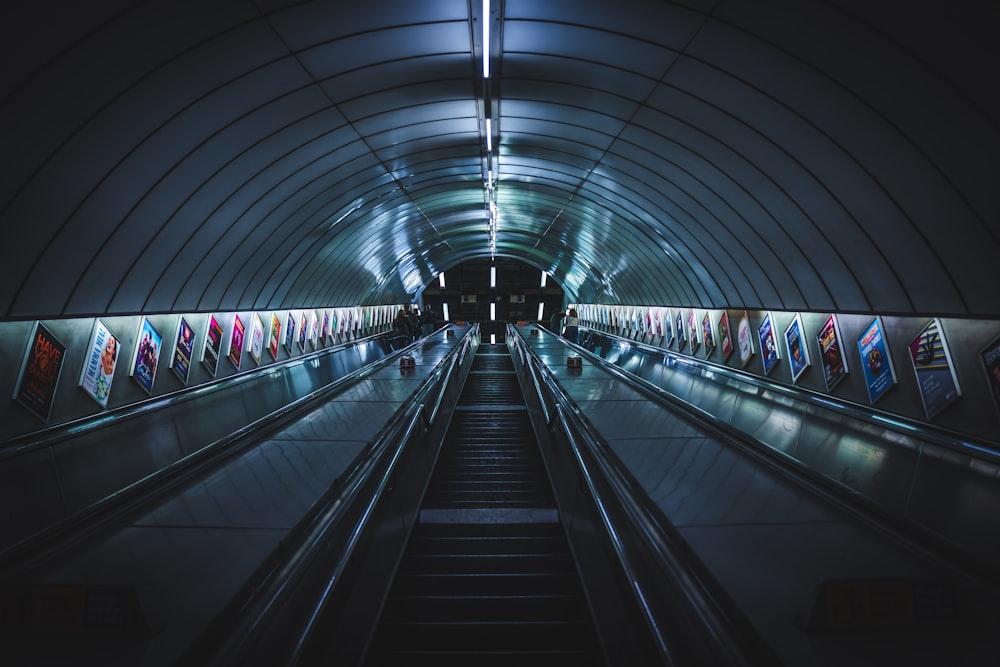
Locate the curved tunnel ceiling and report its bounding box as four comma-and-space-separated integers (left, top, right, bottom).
1, 1, 997, 321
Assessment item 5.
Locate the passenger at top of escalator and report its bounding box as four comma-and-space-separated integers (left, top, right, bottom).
563, 308, 579, 343
393, 309, 409, 338
549, 309, 565, 333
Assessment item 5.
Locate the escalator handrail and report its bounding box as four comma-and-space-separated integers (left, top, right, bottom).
0, 328, 403, 456
196, 326, 478, 667
574, 324, 1000, 463
513, 328, 780, 667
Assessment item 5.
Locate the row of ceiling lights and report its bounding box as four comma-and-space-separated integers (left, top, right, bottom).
481, 0, 498, 258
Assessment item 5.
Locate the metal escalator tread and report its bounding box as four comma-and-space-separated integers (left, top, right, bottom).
364, 346, 604, 665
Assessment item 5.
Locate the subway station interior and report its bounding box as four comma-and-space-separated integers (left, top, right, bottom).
1, 1, 999, 665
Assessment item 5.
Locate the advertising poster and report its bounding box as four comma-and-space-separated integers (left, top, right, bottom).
229, 314, 245, 370
284, 312, 295, 353
908, 319, 961, 419
737, 311, 754, 368
321, 310, 330, 342
298, 310, 308, 350
857, 317, 897, 405
202, 315, 224, 376
982, 335, 1000, 416
309, 310, 319, 348
655, 308, 664, 337
13, 321, 67, 422
701, 311, 715, 358
269, 313, 281, 360
130, 317, 162, 395
687, 309, 700, 354
757, 312, 780, 375
784, 314, 810, 383
817, 314, 848, 391
675, 309, 686, 351
79, 320, 119, 408
170, 317, 196, 385
663, 309, 673, 346
718, 311, 733, 362
249, 313, 265, 364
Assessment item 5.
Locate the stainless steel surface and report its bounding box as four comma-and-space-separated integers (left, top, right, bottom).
515, 324, 1000, 666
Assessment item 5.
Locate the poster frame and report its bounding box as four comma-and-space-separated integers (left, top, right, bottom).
249, 312, 265, 364
687, 309, 700, 355
169, 316, 196, 386
674, 309, 686, 351
701, 311, 715, 358
981, 334, 1000, 418
79, 319, 120, 409
229, 313, 245, 371
202, 315, 224, 377
908, 318, 961, 419
718, 311, 733, 362
13, 321, 67, 422
737, 310, 754, 368
816, 314, 849, 392
129, 316, 162, 395
268, 313, 281, 360
757, 312, 780, 375
784, 313, 810, 383
857, 316, 897, 405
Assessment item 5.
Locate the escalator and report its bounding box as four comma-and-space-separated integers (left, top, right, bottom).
363, 345, 605, 666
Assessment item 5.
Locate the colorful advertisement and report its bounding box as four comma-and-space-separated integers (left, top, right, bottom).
757, 312, 780, 375
284, 311, 295, 353
130, 317, 162, 395
857, 317, 896, 405
79, 320, 119, 408
701, 311, 715, 358
203, 315, 224, 376
170, 317, 196, 385
249, 313, 264, 364
908, 319, 961, 419
784, 314, 810, 383
816, 314, 848, 391
675, 309, 685, 351
298, 310, 308, 350
718, 311, 733, 362
982, 336, 1000, 416
309, 310, 319, 348
687, 309, 700, 354
230, 314, 245, 370
269, 313, 281, 360
13, 322, 67, 422
737, 311, 754, 368
321, 310, 330, 342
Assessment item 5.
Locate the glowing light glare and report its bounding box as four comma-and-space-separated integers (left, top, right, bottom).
486, 118, 492, 152
490, 333, 496, 344
540, 271, 547, 287
482, 0, 490, 78
490, 266, 496, 287
537, 303, 544, 320
442, 303, 450, 321
490, 302, 496, 320
438, 272, 446, 288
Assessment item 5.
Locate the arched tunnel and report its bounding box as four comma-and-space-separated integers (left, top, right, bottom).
1, 2, 999, 665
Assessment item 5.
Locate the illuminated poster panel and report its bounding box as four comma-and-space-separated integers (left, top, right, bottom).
269, 313, 281, 360
79, 320, 120, 408
757, 312, 780, 375
229, 314, 246, 370
908, 318, 961, 419
816, 314, 848, 391
297, 310, 308, 350
170, 317, 196, 385
687, 309, 700, 355
130, 317, 162, 395
857, 317, 897, 405
249, 313, 265, 364
202, 315, 224, 376
701, 311, 715, 358
13, 321, 67, 422
784, 314, 810, 383
284, 312, 295, 353
309, 310, 319, 348
674, 309, 686, 351
718, 311, 733, 362
982, 335, 1000, 417
321, 310, 330, 342
737, 311, 754, 368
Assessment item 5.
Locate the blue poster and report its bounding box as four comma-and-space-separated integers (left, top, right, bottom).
858, 317, 896, 404
171, 317, 196, 385
908, 319, 960, 419
131, 317, 162, 395
675, 309, 685, 350
757, 312, 780, 375
784, 314, 810, 383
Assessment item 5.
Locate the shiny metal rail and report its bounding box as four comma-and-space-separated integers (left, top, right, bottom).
569, 325, 1000, 585
0, 329, 439, 566
510, 327, 778, 666
187, 327, 480, 667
